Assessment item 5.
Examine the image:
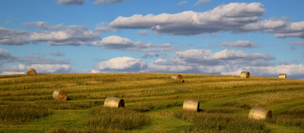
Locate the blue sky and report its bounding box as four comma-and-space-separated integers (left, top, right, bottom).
1, 0, 304, 78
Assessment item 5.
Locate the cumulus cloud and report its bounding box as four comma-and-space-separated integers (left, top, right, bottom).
194, 0, 210, 6
91, 49, 304, 78
29, 25, 100, 46
94, 0, 126, 4
57, 0, 84, 5
0, 27, 31, 45
272, 21, 304, 38
1, 64, 71, 75
171, 49, 275, 66
177, 1, 188, 6
0, 49, 71, 75
91, 35, 179, 52
91, 49, 275, 74
218, 40, 258, 48
93, 57, 147, 72
94, 22, 118, 32
0, 23, 101, 46
22, 21, 63, 30
222, 64, 304, 78
0, 48, 19, 64
109, 2, 265, 35
108, 2, 304, 39
241, 18, 304, 38
21, 52, 69, 65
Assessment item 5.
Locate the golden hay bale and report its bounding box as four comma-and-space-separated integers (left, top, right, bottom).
171, 74, 184, 83
183, 99, 200, 112
248, 106, 272, 120
240, 71, 250, 78
26, 68, 37, 75
52, 90, 68, 100
104, 96, 125, 108
279, 73, 287, 79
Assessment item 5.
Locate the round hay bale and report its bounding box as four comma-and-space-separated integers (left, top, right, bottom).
279, 73, 287, 79
240, 71, 250, 78
52, 90, 68, 100
171, 74, 184, 83
104, 96, 124, 108
248, 106, 272, 120
26, 68, 37, 75
183, 99, 200, 112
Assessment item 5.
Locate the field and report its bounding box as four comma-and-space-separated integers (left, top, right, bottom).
0, 73, 303, 133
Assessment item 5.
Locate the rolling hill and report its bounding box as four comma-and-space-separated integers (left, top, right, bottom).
0, 73, 303, 133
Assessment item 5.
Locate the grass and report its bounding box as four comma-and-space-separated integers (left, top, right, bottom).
86, 107, 149, 132
0, 73, 304, 132
0, 103, 53, 125
164, 111, 271, 133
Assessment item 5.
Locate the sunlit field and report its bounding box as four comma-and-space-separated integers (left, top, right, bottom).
0, 73, 303, 133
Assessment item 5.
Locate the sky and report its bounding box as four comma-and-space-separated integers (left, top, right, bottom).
1, 0, 304, 79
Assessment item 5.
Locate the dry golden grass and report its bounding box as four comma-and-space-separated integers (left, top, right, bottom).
0, 73, 304, 132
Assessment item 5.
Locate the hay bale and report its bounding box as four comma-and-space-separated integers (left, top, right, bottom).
279, 73, 287, 79
183, 99, 200, 112
248, 106, 272, 120
26, 68, 37, 75
52, 90, 68, 100
104, 96, 124, 108
240, 71, 250, 78
171, 74, 184, 82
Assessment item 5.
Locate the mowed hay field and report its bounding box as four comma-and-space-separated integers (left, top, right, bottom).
0, 73, 304, 133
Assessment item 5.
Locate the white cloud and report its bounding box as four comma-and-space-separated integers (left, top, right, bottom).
273, 21, 304, 38
218, 40, 258, 48
1, 64, 71, 75
241, 18, 287, 32
22, 21, 63, 30
0, 24, 101, 46
107, 2, 304, 39
57, 0, 84, 5
90, 49, 304, 79
241, 18, 304, 38
91, 49, 275, 73
177, 1, 188, 6
91, 35, 178, 52
171, 49, 274, 65
0, 49, 71, 75
222, 64, 304, 78
0, 48, 19, 64
194, 0, 210, 6
94, 0, 126, 4
94, 57, 147, 72
2, 72, 25, 75
30, 25, 100, 46
94, 22, 118, 32
109, 2, 265, 35
0, 27, 31, 45
90, 69, 100, 73
18, 52, 69, 65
